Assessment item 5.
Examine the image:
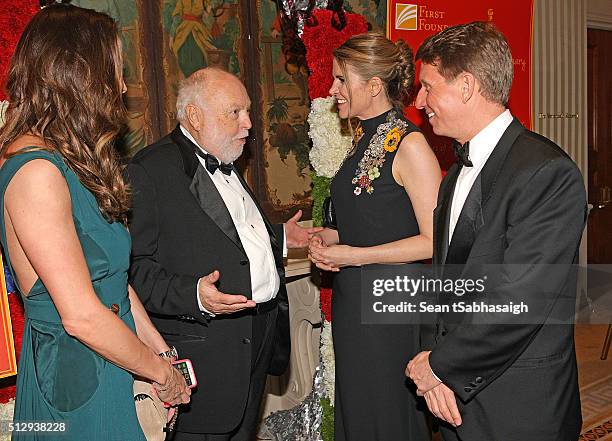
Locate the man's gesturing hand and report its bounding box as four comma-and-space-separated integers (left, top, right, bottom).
197, 270, 256, 314
285, 210, 324, 249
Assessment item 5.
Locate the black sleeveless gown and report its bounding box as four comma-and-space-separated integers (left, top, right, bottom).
330, 109, 430, 441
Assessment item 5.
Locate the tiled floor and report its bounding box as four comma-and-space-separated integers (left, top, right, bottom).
576, 325, 612, 440
576, 325, 612, 388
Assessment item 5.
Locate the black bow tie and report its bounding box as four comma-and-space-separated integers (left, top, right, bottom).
453, 141, 473, 167
195, 149, 233, 175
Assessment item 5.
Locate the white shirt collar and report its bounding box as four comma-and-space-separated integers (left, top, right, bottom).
465, 109, 513, 169
180, 124, 210, 155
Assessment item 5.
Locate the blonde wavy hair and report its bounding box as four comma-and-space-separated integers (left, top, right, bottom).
0, 4, 129, 223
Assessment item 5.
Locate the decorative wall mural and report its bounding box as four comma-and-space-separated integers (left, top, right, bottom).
68, 0, 386, 221
258, 0, 312, 220
72, 0, 147, 156
161, 0, 244, 138
163, 0, 241, 78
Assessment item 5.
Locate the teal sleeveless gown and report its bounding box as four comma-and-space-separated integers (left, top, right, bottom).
0, 150, 145, 440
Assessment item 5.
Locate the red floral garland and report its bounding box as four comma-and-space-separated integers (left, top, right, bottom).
301, 9, 368, 100
302, 9, 367, 321
319, 287, 332, 322
0, 0, 39, 100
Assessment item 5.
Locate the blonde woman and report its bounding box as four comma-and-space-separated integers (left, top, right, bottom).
309, 33, 441, 440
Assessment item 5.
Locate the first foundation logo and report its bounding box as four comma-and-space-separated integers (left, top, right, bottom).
395, 4, 418, 30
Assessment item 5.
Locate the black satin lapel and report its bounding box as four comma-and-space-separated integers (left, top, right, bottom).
190, 166, 245, 253
231, 166, 281, 255
433, 205, 445, 267
444, 119, 525, 264
480, 118, 525, 206
170, 125, 200, 179
435, 164, 461, 265
446, 175, 483, 264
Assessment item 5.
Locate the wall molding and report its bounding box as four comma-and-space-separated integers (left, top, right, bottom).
587, 17, 612, 31
587, 1, 612, 30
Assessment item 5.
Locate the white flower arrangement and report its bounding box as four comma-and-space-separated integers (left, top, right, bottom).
0, 100, 8, 128
308, 96, 352, 178
320, 320, 335, 402
307, 96, 345, 407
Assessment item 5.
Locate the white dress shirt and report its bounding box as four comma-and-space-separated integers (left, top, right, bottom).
180, 126, 281, 313
448, 110, 513, 243
431, 110, 513, 383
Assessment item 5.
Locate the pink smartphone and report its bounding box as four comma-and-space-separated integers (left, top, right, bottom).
172, 358, 198, 389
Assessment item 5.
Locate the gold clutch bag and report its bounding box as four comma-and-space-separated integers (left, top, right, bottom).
134, 380, 169, 441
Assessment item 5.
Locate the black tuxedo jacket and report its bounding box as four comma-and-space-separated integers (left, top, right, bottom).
126, 126, 290, 434
423, 119, 587, 441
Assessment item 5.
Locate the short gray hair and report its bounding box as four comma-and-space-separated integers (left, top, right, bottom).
176, 74, 207, 121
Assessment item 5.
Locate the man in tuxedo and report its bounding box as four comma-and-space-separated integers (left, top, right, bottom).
406, 22, 587, 440
127, 67, 319, 440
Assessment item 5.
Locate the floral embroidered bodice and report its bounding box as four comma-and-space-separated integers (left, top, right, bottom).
350, 110, 410, 195
330, 109, 422, 248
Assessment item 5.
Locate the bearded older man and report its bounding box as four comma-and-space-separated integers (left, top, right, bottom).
127, 68, 319, 440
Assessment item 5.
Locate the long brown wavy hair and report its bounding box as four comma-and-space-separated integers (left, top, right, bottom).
0, 4, 129, 223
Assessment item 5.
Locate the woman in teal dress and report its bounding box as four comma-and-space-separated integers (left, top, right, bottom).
0, 5, 190, 440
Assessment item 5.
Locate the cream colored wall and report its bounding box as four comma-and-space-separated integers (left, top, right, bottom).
533, 0, 587, 176
532, 0, 590, 264
532, 0, 612, 176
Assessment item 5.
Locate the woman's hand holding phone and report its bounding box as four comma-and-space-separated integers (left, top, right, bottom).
153, 360, 191, 406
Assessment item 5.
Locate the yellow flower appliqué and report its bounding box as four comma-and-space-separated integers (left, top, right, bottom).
383, 128, 402, 152
353, 124, 364, 143
351, 110, 408, 196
